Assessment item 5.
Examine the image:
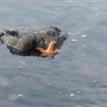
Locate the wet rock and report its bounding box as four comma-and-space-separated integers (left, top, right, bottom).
0, 25, 68, 56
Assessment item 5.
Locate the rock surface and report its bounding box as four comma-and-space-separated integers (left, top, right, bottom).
0, 25, 68, 56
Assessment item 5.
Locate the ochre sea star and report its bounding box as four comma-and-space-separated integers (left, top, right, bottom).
36, 41, 59, 57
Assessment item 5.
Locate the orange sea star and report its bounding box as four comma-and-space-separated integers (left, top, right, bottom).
36, 41, 59, 57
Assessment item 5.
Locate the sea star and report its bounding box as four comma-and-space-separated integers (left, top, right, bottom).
36, 41, 59, 57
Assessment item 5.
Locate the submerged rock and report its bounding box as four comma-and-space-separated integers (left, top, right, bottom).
0, 25, 68, 56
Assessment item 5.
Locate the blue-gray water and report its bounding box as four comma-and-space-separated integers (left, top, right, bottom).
0, 0, 107, 107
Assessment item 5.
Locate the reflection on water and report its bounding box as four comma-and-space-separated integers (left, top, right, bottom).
0, 0, 107, 107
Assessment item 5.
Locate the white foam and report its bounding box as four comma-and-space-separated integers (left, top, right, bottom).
71, 39, 78, 42
70, 93, 74, 97
81, 34, 88, 38
18, 94, 23, 97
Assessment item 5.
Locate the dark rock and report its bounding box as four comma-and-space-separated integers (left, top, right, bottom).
0, 25, 69, 56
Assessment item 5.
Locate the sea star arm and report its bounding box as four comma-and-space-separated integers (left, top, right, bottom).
46, 41, 56, 52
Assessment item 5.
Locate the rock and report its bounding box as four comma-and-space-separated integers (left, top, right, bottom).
0, 25, 68, 56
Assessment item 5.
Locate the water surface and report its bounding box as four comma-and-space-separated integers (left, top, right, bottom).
0, 0, 107, 107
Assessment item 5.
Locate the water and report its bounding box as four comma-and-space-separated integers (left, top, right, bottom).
0, 0, 107, 107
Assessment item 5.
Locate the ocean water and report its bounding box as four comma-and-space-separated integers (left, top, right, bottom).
0, 0, 107, 107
